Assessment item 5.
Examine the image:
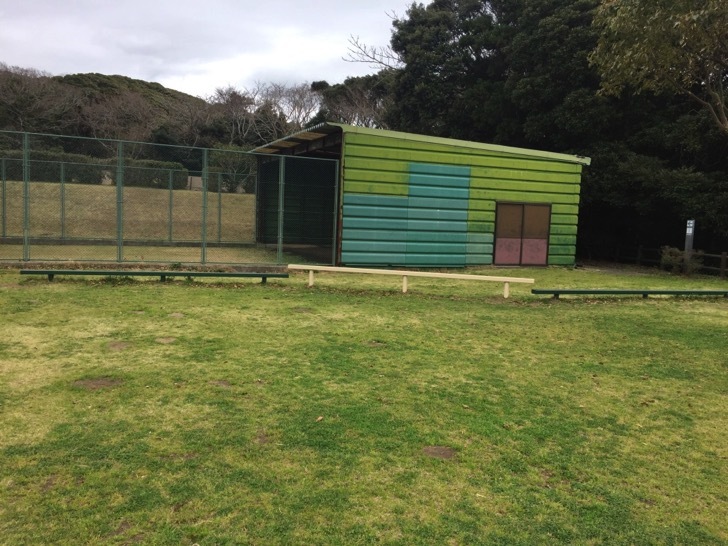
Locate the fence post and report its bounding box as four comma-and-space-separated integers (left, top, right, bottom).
168, 169, 173, 243
60, 162, 66, 239
116, 141, 124, 262
277, 157, 286, 264
721, 252, 727, 279
22, 133, 30, 261
1, 158, 6, 238
217, 172, 222, 243
201, 148, 208, 264
331, 159, 340, 266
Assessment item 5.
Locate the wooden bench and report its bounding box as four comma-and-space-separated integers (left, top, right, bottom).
20, 269, 289, 283
288, 264, 534, 298
532, 288, 728, 299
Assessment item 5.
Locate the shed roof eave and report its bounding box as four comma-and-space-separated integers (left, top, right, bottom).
253, 122, 591, 166
327, 122, 591, 166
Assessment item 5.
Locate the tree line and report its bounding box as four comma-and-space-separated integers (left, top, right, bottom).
1, 0, 727, 255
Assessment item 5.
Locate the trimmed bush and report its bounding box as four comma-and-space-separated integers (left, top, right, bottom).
0, 150, 188, 189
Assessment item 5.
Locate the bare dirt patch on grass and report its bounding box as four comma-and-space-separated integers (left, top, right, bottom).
73, 377, 123, 390
107, 341, 132, 352
168, 312, 185, 318
155, 337, 177, 344
422, 446, 456, 459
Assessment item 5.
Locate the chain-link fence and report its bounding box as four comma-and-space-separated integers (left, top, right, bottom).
0, 131, 339, 266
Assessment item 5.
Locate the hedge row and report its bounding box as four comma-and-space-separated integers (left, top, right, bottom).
0, 150, 189, 190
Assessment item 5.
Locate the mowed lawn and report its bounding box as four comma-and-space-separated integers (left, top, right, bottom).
1, 266, 726, 545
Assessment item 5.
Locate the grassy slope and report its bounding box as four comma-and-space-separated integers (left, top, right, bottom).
0, 266, 726, 545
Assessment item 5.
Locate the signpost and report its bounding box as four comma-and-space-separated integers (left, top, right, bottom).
684, 219, 695, 272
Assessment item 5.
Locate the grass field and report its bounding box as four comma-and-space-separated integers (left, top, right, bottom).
1, 265, 727, 544
1, 181, 256, 242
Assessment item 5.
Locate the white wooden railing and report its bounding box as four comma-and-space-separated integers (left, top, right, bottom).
287, 264, 534, 298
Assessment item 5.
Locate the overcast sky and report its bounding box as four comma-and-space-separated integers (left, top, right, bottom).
0, 0, 423, 98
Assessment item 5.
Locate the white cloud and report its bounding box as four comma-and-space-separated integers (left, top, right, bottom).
0, 0, 421, 97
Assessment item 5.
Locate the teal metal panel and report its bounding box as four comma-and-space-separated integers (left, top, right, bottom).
343, 229, 407, 241
345, 204, 409, 219
408, 184, 470, 200
408, 219, 466, 232
408, 196, 470, 211
344, 217, 409, 231
342, 240, 407, 253
405, 164, 470, 266
340, 252, 407, 266
406, 254, 467, 266
408, 207, 468, 222
406, 231, 468, 243
410, 162, 471, 180
344, 194, 408, 207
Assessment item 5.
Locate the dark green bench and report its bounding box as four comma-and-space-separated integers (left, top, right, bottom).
532, 288, 728, 299
20, 269, 289, 283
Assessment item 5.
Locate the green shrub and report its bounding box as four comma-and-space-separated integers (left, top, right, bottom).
122, 160, 188, 190
660, 246, 704, 275
0, 151, 188, 189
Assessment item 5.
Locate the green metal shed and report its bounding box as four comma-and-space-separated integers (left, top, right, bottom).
254, 122, 590, 267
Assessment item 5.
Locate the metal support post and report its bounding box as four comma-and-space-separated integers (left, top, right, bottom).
60, 162, 66, 239
277, 157, 286, 264
168, 169, 173, 243
22, 133, 30, 261
331, 159, 340, 266
116, 141, 124, 262
1, 158, 6, 238
217, 172, 222, 243
201, 148, 208, 264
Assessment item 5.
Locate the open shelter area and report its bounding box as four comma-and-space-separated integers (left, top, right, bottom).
1, 264, 726, 544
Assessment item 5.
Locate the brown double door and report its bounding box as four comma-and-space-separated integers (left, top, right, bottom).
494, 203, 551, 265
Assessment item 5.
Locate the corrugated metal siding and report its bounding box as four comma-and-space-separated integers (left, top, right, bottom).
340, 132, 582, 267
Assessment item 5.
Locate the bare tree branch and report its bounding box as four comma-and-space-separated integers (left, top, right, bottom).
344, 35, 403, 70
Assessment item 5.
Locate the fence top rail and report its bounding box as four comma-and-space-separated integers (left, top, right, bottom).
287, 264, 535, 284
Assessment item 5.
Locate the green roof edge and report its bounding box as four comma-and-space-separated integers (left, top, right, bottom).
328, 122, 591, 166
254, 122, 591, 166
